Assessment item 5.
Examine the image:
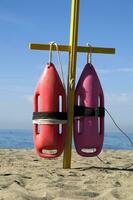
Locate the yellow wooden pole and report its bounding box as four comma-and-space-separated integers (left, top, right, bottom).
63, 0, 80, 169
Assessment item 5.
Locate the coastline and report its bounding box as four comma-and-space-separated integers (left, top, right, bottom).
0, 149, 133, 199
0, 130, 133, 150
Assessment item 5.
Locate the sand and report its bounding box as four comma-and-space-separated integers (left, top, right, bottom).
0, 149, 133, 200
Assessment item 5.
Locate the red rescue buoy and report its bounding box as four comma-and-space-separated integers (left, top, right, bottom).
33, 63, 66, 158
74, 63, 104, 157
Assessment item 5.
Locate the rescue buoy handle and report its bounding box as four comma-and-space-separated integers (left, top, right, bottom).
34, 92, 40, 112
77, 148, 101, 157
99, 93, 104, 136
36, 149, 62, 159
33, 92, 40, 136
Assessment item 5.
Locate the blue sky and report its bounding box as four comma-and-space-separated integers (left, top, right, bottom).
0, 0, 133, 133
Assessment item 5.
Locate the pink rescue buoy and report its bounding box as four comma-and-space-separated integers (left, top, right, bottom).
74, 63, 104, 157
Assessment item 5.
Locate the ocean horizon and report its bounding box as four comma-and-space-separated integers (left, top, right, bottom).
0, 129, 133, 150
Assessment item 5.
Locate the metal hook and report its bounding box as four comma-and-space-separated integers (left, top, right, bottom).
49, 41, 55, 64
48, 42, 66, 91
86, 43, 92, 64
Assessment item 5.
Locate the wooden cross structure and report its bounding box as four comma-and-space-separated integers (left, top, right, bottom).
29, 0, 115, 169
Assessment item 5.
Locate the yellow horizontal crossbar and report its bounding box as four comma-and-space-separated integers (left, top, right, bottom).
29, 43, 115, 54
29, 43, 70, 52
77, 46, 115, 54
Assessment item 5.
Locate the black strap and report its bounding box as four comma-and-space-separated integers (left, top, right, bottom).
74, 106, 105, 117
32, 107, 105, 120
95, 107, 105, 117
33, 112, 67, 120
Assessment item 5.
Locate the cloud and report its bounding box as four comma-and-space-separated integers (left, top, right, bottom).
23, 95, 33, 103
98, 67, 133, 75
0, 12, 30, 26
105, 92, 130, 104
0, 13, 20, 24
105, 92, 133, 111
104, 92, 133, 132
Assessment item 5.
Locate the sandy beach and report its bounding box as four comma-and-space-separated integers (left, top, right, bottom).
0, 149, 133, 200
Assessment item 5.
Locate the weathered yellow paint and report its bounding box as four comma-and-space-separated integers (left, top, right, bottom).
63, 0, 80, 169
77, 46, 115, 54
29, 43, 70, 52
29, 43, 115, 54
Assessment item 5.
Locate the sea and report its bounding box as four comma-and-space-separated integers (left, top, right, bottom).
0, 129, 133, 150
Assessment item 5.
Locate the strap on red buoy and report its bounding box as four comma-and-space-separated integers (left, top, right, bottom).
32, 111, 67, 125
32, 106, 104, 124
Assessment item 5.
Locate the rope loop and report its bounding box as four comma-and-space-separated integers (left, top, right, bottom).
49, 41, 55, 64
86, 43, 92, 64
48, 42, 66, 91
